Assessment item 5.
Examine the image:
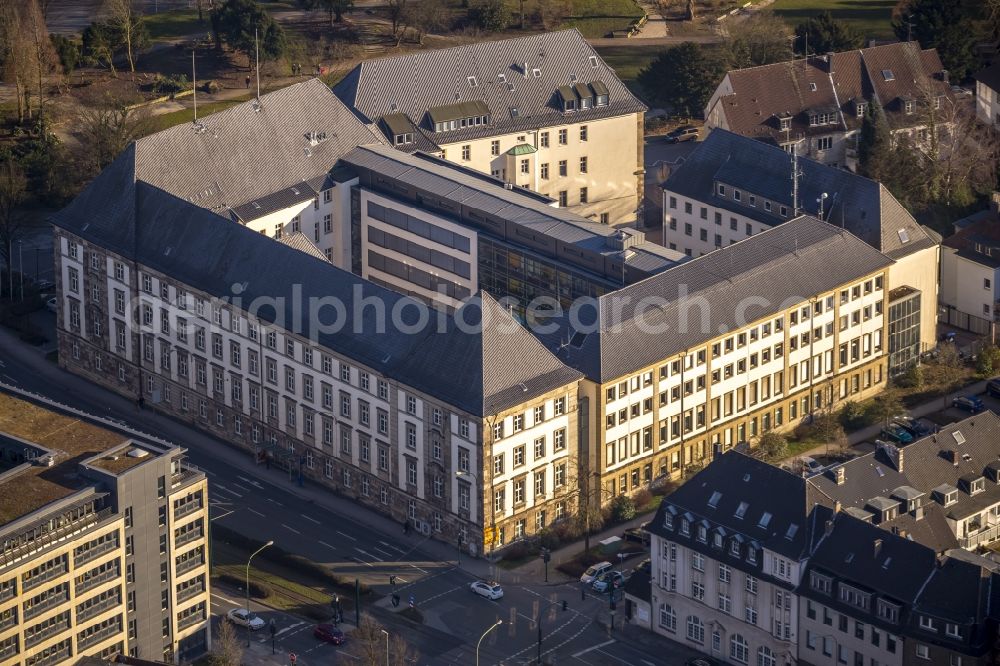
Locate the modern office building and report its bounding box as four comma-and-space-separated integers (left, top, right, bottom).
660, 129, 940, 367
0, 389, 210, 665
334, 29, 647, 226
704, 43, 955, 169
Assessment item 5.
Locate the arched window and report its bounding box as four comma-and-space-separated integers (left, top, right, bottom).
730, 634, 749, 664
686, 616, 705, 644
758, 646, 776, 666
659, 603, 676, 632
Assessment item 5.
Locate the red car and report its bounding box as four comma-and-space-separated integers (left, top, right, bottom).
314, 623, 345, 645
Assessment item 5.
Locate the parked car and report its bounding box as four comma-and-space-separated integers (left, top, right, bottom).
880, 423, 914, 444
313, 624, 345, 645
623, 521, 650, 544
470, 580, 504, 600
592, 570, 625, 593
892, 417, 932, 438
952, 396, 985, 413
665, 125, 700, 143
227, 608, 266, 631
987, 378, 1000, 398
45, 297, 57, 313
800, 456, 824, 476
580, 561, 613, 585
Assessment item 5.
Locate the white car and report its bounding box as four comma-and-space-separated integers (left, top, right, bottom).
592, 570, 625, 593
580, 561, 613, 585
227, 608, 266, 631
800, 456, 824, 476
470, 580, 504, 600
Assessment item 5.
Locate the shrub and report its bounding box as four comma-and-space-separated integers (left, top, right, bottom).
839, 400, 870, 430
977, 345, 1000, 377
897, 363, 923, 389
501, 539, 536, 561
218, 573, 271, 599
202, 80, 222, 94
153, 73, 189, 95
610, 495, 636, 523
302, 605, 333, 622
756, 431, 788, 461
468, 0, 508, 32
632, 488, 654, 510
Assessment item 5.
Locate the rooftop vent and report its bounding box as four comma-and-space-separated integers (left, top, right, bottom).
127, 448, 149, 458
468, 76, 478, 88
33, 454, 55, 467
953, 430, 966, 445
589, 55, 598, 68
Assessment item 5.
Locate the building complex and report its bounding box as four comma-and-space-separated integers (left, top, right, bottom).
0, 390, 210, 666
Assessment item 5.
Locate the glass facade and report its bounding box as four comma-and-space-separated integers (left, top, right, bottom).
888, 288, 921, 375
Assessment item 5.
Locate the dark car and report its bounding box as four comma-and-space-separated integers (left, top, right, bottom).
940, 331, 957, 343
880, 423, 914, 444
952, 396, 985, 413
623, 521, 650, 544
314, 623, 345, 645
665, 125, 699, 143
987, 379, 1000, 398
892, 417, 932, 438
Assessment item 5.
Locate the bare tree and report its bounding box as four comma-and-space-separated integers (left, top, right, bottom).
385, 0, 409, 40
23, 0, 58, 131
0, 0, 38, 124
0, 159, 27, 291
74, 92, 152, 175
537, 0, 571, 31
354, 614, 418, 666
212, 619, 243, 666
720, 11, 793, 68
103, 0, 140, 73
405, 0, 449, 44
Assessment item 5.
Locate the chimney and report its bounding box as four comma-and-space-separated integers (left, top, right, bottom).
945, 449, 959, 466
834, 500, 841, 514
873, 538, 883, 558
523, 62, 530, 78
713, 442, 723, 461
940, 69, 949, 83
896, 447, 904, 473
835, 466, 846, 485
913, 505, 924, 521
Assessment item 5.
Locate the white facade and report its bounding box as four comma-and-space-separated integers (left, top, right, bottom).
661, 189, 783, 257
940, 245, 999, 324
975, 80, 1000, 128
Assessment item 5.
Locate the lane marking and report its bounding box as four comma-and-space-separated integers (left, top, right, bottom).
247, 508, 266, 518
267, 498, 283, 507
372, 547, 394, 559
380, 540, 407, 554
238, 475, 264, 489
301, 514, 321, 525
211, 593, 238, 605
337, 530, 356, 542
210, 509, 233, 522
231, 482, 251, 493
352, 556, 375, 568
419, 584, 463, 605
318, 540, 336, 550
214, 484, 243, 499
354, 547, 378, 562
282, 523, 301, 535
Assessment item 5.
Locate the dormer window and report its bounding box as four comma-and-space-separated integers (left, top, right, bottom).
718, 184, 726, 196
856, 102, 867, 117
904, 100, 914, 114
779, 116, 791, 131
730, 540, 740, 556
972, 478, 985, 495
394, 133, 414, 146
712, 532, 723, 548
877, 599, 900, 623
664, 513, 674, 529
746, 546, 757, 564
680, 519, 690, 535
697, 525, 707, 542
946, 491, 957, 505
734, 190, 742, 202
811, 571, 832, 594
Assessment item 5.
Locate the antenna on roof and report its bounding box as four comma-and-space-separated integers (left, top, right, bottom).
791, 151, 801, 217
817, 192, 829, 219
192, 50, 197, 123
255, 27, 261, 106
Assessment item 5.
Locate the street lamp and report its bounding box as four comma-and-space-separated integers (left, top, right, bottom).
380, 628, 389, 666
535, 600, 569, 665
245, 540, 274, 646
476, 619, 503, 666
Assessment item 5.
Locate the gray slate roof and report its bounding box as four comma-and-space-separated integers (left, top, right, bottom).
51, 179, 578, 417
131, 78, 383, 215
341, 143, 684, 277
541, 215, 894, 382
665, 129, 935, 258
278, 232, 328, 262
333, 29, 646, 147
810, 413, 1000, 524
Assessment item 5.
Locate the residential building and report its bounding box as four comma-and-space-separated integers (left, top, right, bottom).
0, 389, 210, 665
660, 129, 940, 367
647, 451, 829, 666
973, 62, 1000, 128
333, 29, 647, 226
940, 197, 1000, 339
704, 43, 955, 169
50, 172, 583, 555
812, 413, 1000, 551
340, 143, 683, 310
540, 215, 893, 502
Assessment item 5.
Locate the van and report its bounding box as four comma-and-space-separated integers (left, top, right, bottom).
580, 561, 613, 585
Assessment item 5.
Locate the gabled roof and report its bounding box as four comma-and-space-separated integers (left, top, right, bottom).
278, 231, 328, 262
915, 555, 992, 625
974, 62, 1000, 93
664, 129, 935, 258
943, 212, 1000, 269
540, 215, 893, 382
712, 42, 952, 142
51, 181, 579, 417
648, 451, 829, 561
333, 29, 646, 146
129, 78, 384, 215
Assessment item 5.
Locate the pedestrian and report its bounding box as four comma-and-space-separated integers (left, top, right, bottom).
245, 74, 251, 89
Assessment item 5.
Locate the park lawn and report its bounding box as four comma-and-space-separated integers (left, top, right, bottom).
516, 0, 643, 38
145, 99, 247, 133
770, 0, 897, 41
594, 44, 659, 89
144, 9, 207, 42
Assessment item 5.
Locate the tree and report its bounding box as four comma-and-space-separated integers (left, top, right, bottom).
50, 34, 80, 74
469, 0, 508, 32
211, 0, 286, 68
354, 614, 418, 666
210, 620, 243, 666
102, 0, 145, 74
809, 411, 847, 451
795, 11, 863, 55
385, 0, 409, 38
296, 0, 354, 26
74, 92, 152, 176
720, 11, 793, 69
756, 431, 789, 461
81, 22, 118, 76
637, 43, 727, 117
24, 0, 58, 130
0, 158, 27, 292
893, 0, 978, 80
0, 0, 57, 125
405, 0, 449, 44
857, 102, 892, 182
536, 0, 570, 31
868, 385, 905, 427
610, 495, 636, 523
977, 344, 1000, 377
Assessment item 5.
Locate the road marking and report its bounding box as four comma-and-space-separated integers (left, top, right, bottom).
247, 508, 266, 518
210, 509, 233, 522
420, 584, 463, 605
238, 475, 264, 489
267, 498, 283, 507
571, 639, 615, 658
380, 540, 406, 554
231, 482, 251, 493
372, 547, 394, 559
281, 523, 301, 535
354, 547, 378, 562
301, 514, 321, 525
214, 484, 243, 499
318, 540, 336, 550
211, 592, 238, 605
337, 530, 356, 542
274, 621, 306, 638
352, 556, 374, 568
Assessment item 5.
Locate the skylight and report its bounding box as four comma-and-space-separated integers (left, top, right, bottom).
510, 106, 520, 118
809, 82, 817, 91
532, 68, 541, 78
468, 76, 478, 88
570, 73, 578, 82
735, 501, 749, 519
498, 73, 507, 83
882, 69, 895, 81
882, 557, 892, 569
876, 465, 885, 477
708, 491, 722, 508
758, 512, 772, 528
785, 524, 798, 540
898, 228, 910, 243
589, 56, 599, 68
953, 431, 966, 445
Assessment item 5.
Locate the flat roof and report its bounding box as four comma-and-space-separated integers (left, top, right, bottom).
88, 446, 156, 474
0, 392, 128, 524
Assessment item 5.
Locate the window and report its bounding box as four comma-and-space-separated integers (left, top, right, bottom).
558, 129, 567, 145
580, 187, 588, 204
461, 145, 470, 161
558, 160, 567, 177
916, 645, 929, 660
731, 634, 749, 664
540, 132, 549, 148
686, 616, 705, 644
580, 125, 588, 141
580, 156, 588, 173
491, 140, 500, 156
558, 191, 567, 206
540, 163, 549, 179
520, 159, 529, 174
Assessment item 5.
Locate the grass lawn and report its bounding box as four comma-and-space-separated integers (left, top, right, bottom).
771, 0, 897, 41
518, 0, 644, 38
144, 9, 208, 42
595, 44, 660, 86
145, 99, 247, 133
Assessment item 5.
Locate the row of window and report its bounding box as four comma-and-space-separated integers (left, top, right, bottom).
492, 429, 568, 473
492, 399, 567, 440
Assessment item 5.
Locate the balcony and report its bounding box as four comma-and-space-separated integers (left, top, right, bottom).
0, 639, 17, 661
177, 609, 205, 631
75, 565, 119, 596
960, 523, 1000, 549
177, 582, 205, 604
76, 595, 121, 624
175, 526, 204, 548
24, 588, 70, 621
2, 507, 113, 569
77, 621, 122, 651
26, 641, 71, 666
174, 500, 203, 520
0, 609, 17, 633
74, 538, 118, 568
21, 562, 68, 594
25, 619, 70, 648
175, 554, 205, 577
